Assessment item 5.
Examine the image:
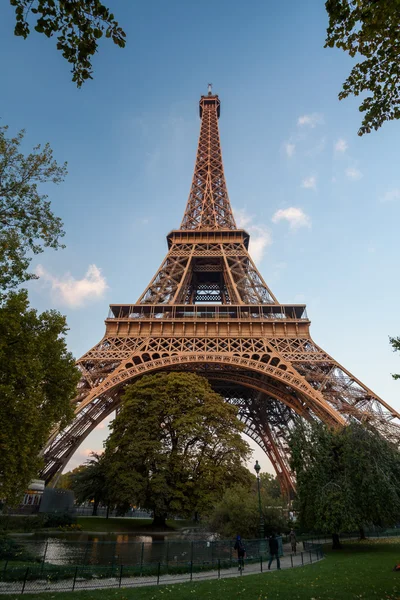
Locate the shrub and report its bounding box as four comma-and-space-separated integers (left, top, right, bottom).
0, 536, 39, 562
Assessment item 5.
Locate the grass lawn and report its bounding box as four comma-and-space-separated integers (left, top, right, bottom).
75, 517, 195, 532
11, 540, 400, 599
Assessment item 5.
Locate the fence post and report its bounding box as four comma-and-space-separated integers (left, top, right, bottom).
190, 541, 194, 564
190, 560, 193, 582
301, 552, 304, 566
290, 554, 293, 568
260, 556, 263, 573
140, 542, 144, 576
218, 558, 220, 579
21, 567, 30, 595
157, 562, 161, 585
119, 564, 123, 588
72, 566, 78, 591
166, 541, 169, 569
309, 550, 312, 563
42, 541, 48, 567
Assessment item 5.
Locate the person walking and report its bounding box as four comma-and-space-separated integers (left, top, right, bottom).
268, 533, 281, 570
234, 535, 246, 571
289, 529, 297, 555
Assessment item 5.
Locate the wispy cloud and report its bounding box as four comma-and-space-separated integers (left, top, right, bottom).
35, 264, 108, 308
334, 138, 348, 153
345, 167, 362, 180
272, 207, 311, 230
301, 176, 317, 190
234, 208, 272, 263
380, 188, 400, 203
297, 113, 324, 128
284, 142, 295, 158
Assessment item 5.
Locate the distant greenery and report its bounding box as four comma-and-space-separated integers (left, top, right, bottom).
8, 0, 126, 86
208, 474, 286, 538
0, 512, 75, 532
325, 0, 400, 135
10, 541, 400, 600
290, 421, 400, 548
70, 453, 109, 516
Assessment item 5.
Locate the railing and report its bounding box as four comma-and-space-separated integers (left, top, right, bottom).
107, 304, 308, 321
0, 537, 324, 595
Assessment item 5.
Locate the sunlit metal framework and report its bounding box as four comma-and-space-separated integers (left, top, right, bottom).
41, 90, 400, 496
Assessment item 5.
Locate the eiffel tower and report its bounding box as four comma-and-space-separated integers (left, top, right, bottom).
42, 89, 400, 496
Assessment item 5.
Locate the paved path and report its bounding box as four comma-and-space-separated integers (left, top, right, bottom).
0, 544, 323, 595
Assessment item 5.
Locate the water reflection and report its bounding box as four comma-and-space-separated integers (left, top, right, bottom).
15, 531, 222, 567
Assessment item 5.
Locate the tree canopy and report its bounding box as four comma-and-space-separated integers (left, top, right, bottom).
208, 478, 286, 539
289, 420, 400, 547
70, 453, 109, 516
103, 372, 251, 526
0, 126, 66, 292
325, 0, 400, 135
9, 0, 126, 86
0, 290, 80, 504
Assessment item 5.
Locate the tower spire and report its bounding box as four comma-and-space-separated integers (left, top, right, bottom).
180, 91, 236, 230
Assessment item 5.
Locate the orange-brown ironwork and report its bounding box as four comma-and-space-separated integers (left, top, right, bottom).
41, 90, 400, 496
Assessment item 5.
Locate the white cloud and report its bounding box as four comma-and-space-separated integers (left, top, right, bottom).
301, 176, 317, 190
233, 208, 272, 264
297, 113, 324, 128
345, 167, 362, 180
284, 142, 295, 158
35, 264, 108, 308
334, 138, 348, 153
380, 188, 400, 203
271, 207, 311, 231
234, 208, 253, 229
249, 225, 273, 263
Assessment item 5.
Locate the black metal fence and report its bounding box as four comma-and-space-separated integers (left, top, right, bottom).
0, 540, 324, 595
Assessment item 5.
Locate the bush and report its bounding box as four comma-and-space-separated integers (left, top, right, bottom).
0, 512, 75, 533
0, 536, 39, 562
42, 512, 75, 528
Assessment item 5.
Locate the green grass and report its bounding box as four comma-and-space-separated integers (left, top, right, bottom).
75, 517, 195, 532
9, 540, 400, 599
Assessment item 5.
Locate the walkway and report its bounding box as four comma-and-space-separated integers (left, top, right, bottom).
0, 544, 323, 595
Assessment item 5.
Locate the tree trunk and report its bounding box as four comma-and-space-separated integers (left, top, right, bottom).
106, 502, 110, 519
359, 527, 366, 540
332, 533, 342, 549
152, 513, 167, 528
92, 500, 99, 516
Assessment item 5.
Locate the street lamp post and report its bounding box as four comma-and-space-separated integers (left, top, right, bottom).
254, 460, 264, 540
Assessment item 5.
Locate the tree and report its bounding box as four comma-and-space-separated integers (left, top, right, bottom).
9, 0, 126, 87
389, 336, 400, 380
70, 453, 109, 516
0, 126, 67, 292
325, 1, 400, 135
0, 290, 80, 505
103, 372, 251, 527
208, 479, 286, 539
54, 465, 86, 490
289, 421, 400, 548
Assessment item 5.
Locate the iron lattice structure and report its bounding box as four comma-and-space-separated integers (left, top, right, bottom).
41, 91, 400, 496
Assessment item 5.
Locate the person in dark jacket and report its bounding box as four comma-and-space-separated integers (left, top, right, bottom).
268, 533, 281, 570
234, 535, 246, 571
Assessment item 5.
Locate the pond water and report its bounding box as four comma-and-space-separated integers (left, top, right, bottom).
14, 530, 225, 567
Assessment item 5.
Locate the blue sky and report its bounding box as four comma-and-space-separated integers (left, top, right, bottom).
2, 1, 400, 473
